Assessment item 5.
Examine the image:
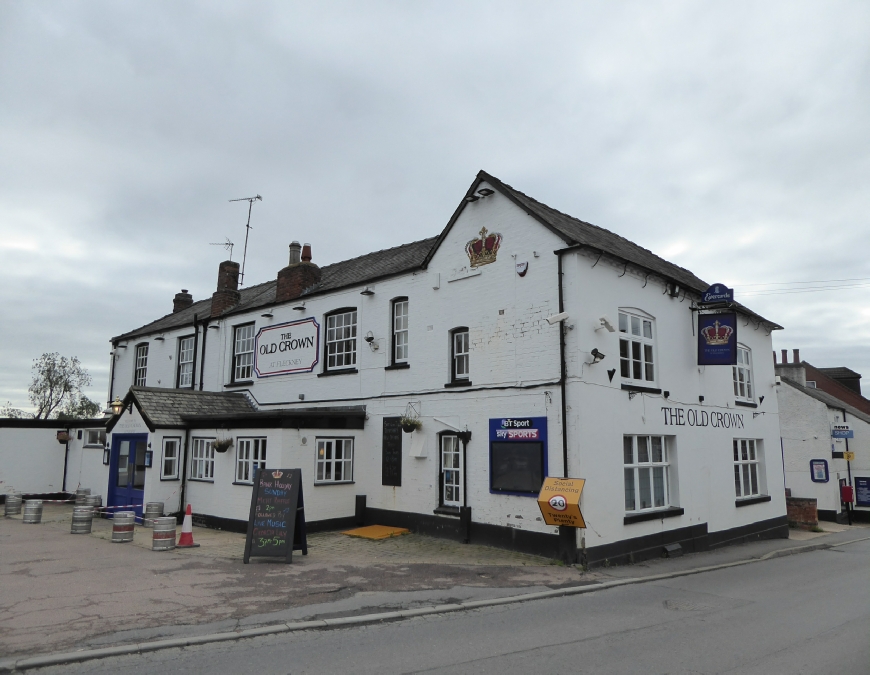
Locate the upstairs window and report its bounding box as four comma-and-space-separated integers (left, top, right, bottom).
392, 298, 409, 364
619, 311, 655, 385
134, 343, 149, 387
325, 310, 357, 371
233, 324, 255, 382
732, 345, 754, 401
177, 335, 195, 388
451, 327, 470, 383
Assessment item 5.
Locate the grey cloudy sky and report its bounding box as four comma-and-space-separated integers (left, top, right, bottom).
1, 0, 869, 410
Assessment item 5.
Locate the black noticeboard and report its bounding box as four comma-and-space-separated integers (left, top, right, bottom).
382, 417, 402, 486
243, 468, 308, 564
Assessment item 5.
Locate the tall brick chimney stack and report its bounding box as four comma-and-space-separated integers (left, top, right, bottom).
211, 261, 241, 317
276, 241, 321, 303
173, 289, 193, 313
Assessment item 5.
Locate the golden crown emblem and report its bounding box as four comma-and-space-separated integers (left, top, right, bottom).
465, 227, 503, 268
701, 320, 734, 346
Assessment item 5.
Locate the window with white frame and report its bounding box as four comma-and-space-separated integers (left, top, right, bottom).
441, 434, 462, 507
134, 343, 149, 387
190, 437, 215, 480
325, 310, 357, 370
232, 324, 255, 382
392, 298, 409, 364
624, 435, 671, 511
84, 429, 106, 447
177, 335, 195, 388
161, 437, 181, 480
236, 437, 267, 483
732, 345, 753, 401
618, 311, 655, 385
733, 439, 764, 498
451, 328, 470, 382
315, 437, 354, 483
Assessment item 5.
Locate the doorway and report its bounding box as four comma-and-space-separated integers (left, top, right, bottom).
108, 434, 148, 517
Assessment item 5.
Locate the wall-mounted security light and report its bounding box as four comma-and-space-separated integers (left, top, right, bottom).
103, 447, 110, 465
364, 331, 375, 343
360, 287, 375, 296
546, 312, 570, 325
597, 317, 616, 332
589, 348, 606, 364
464, 194, 479, 203
208, 324, 219, 330
666, 282, 681, 298
261, 311, 274, 318
477, 188, 494, 197
293, 302, 306, 311
154, 336, 165, 341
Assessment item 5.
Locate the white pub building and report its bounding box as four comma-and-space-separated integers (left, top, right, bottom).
71, 171, 787, 565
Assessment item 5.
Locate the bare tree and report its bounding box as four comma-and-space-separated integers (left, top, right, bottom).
28, 353, 93, 419
1, 401, 27, 418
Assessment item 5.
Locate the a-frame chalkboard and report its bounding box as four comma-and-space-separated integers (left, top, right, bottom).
243, 468, 308, 564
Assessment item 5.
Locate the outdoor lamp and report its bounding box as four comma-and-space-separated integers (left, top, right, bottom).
590, 348, 606, 364
110, 397, 124, 416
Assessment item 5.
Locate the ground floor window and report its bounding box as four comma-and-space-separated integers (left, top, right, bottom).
624, 435, 671, 512
236, 438, 267, 483
316, 437, 354, 483
161, 437, 181, 479
190, 437, 215, 481
734, 439, 763, 498
441, 434, 462, 507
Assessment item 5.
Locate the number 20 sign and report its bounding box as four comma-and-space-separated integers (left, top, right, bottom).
537, 477, 586, 528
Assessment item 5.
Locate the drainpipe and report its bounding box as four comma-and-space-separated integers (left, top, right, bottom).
191, 313, 200, 390
61, 429, 70, 493
198, 322, 208, 391
177, 426, 191, 519
108, 342, 117, 408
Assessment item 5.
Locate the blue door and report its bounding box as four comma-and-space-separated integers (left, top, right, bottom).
108, 434, 148, 518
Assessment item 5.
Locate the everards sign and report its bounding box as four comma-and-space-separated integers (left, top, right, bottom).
255, 318, 320, 377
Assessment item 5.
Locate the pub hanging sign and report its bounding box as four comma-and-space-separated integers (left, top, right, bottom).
698, 312, 737, 365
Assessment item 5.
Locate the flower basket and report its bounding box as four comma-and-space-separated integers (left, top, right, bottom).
400, 416, 422, 434
56, 431, 70, 444
213, 437, 233, 453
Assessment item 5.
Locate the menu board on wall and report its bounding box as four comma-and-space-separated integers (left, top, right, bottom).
382, 417, 403, 486
243, 468, 308, 564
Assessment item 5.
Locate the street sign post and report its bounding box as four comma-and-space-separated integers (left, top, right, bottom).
537, 477, 585, 527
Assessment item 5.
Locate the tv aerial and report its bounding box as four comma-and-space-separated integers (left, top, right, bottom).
228, 194, 262, 286
209, 237, 235, 260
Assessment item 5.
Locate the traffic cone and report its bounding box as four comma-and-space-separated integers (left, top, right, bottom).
176, 504, 200, 548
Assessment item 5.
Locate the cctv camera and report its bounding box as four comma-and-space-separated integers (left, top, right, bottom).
546, 312, 570, 325
364, 332, 375, 343
598, 317, 616, 333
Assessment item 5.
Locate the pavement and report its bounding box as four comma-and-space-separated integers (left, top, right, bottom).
1, 503, 868, 671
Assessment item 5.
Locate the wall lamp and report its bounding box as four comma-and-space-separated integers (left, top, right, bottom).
477, 188, 494, 197
110, 397, 127, 415
589, 348, 606, 364
364, 331, 379, 351
464, 194, 479, 203
360, 287, 375, 296
261, 311, 274, 318
154, 336, 165, 341
103, 445, 110, 465
293, 302, 306, 311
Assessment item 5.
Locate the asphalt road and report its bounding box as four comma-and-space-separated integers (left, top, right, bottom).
37, 539, 870, 674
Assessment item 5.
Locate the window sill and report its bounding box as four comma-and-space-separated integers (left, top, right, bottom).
224, 381, 253, 389
624, 506, 684, 524
735, 494, 771, 507
621, 383, 662, 395
444, 380, 473, 388
385, 363, 410, 371
188, 478, 215, 483
434, 506, 461, 517
734, 400, 757, 408
159, 477, 180, 482
318, 369, 359, 377
83, 444, 104, 449
313, 480, 355, 486
232, 481, 255, 486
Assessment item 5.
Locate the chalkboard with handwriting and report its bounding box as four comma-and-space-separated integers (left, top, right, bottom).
243, 468, 308, 564
382, 417, 403, 486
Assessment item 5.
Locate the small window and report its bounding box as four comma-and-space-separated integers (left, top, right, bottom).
734, 439, 764, 498
190, 437, 215, 481
84, 429, 106, 448
624, 435, 671, 512
618, 312, 655, 385
315, 437, 354, 483
177, 335, 195, 388
232, 324, 255, 382
161, 437, 181, 480
450, 327, 470, 383
236, 438, 267, 483
134, 343, 149, 387
325, 310, 357, 371
732, 345, 754, 401
392, 298, 409, 364
441, 434, 462, 507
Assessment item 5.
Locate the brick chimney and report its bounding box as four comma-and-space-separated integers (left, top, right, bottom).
774, 347, 807, 387
173, 289, 193, 313
211, 261, 241, 317
276, 241, 321, 303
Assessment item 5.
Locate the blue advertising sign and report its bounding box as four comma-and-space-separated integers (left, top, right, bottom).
700, 283, 734, 304
855, 477, 870, 507
810, 459, 829, 483
831, 423, 854, 439
698, 313, 737, 365
489, 417, 548, 497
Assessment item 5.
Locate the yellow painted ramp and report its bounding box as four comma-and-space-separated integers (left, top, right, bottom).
342, 525, 410, 540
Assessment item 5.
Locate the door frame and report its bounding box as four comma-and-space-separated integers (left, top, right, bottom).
107, 433, 149, 518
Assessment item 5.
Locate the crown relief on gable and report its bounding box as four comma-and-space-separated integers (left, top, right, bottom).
465, 226, 503, 268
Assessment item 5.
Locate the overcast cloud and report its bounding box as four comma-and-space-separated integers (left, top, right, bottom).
1, 0, 869, 410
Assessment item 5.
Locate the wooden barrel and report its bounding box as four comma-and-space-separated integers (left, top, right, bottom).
151, 517, 177, 551
70, 506, 94, 534
4, 494, 22, 516
75, 488, 92, 505
22, 500, 43, 524
143, 502, 164, 528
111, 512, 135, 543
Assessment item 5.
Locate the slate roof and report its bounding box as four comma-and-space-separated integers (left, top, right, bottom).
113, 170, 779, 342
781, 378, 870, 425
817, 367, 862, 380
108, 387, 257, 431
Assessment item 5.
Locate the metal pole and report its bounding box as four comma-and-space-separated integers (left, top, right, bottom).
240, 199, 253, 286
